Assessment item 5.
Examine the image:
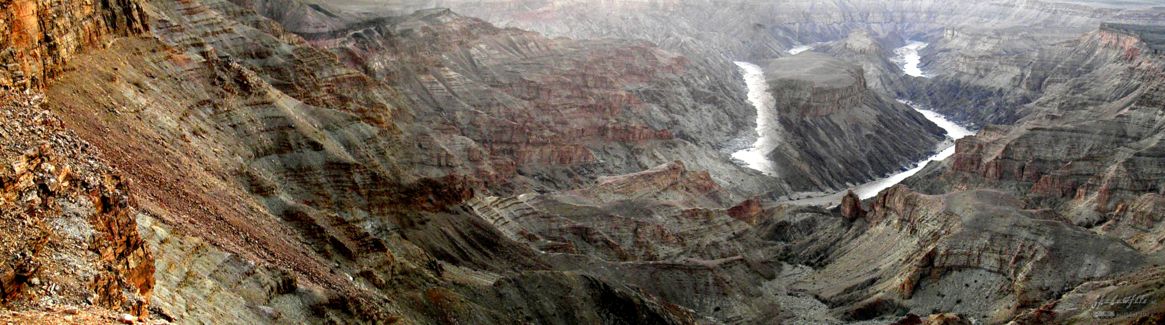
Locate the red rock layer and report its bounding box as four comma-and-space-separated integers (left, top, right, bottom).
0, 0, 147, 89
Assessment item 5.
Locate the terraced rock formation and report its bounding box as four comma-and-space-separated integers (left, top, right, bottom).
396, 0, 1165, 127
762, 53, 945, 191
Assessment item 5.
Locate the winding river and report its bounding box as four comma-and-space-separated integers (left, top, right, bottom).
734, 41, 976, 206
730, 62, 781, 176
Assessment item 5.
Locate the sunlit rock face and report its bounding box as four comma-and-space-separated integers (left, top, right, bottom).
0, 0, 147, 89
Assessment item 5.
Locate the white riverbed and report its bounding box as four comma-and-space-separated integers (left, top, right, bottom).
787, 41, 833, 55
894, 41, 930, 78
730, 61, 781, 176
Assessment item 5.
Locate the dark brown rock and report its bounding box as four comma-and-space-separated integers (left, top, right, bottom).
840, 190, 866, 221
728, 198, 763, 225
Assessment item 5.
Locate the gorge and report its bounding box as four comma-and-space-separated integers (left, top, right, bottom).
781, 41, 979, 205
2, 0, 1165, 324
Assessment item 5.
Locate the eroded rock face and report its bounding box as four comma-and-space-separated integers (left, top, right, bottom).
839, 190, 866, 221
762, 53, 945, 191
908, 25, 1165, 254
0, 0, 147, 89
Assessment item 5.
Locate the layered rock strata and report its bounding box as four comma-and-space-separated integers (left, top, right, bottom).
907, 23, 1165, 253
0, 0, 147, 89
282, 7, 770, 195
762, 52, 945, 191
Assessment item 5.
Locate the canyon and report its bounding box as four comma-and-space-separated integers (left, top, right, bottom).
1, 0, 1165, 324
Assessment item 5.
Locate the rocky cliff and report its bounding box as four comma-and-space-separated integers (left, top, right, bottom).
762, 53, 945, 191
0, 0, 147, 90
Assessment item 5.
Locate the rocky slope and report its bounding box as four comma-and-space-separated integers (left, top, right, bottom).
0, 91, 154, 318
761, 53, 945, 191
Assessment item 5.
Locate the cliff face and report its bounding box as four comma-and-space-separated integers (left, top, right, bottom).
762, 53, 945, 191
0, 0, 147, 90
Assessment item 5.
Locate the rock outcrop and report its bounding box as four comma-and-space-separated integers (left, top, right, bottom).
762, 52, 946, 191
0, 0, 147, 89
0, 92, 154, 318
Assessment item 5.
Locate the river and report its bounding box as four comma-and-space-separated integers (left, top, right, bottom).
733, 41, 976, 206
730, 61, 781, 176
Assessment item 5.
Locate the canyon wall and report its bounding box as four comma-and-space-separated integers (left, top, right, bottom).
0, 0, 147, 89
